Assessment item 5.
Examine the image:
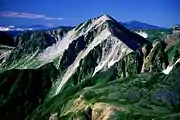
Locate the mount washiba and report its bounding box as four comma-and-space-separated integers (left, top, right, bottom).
123, 21, 165, 30
0, 15, 180, 120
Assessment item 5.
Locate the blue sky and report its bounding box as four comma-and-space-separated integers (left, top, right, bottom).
0, 0, 179, 27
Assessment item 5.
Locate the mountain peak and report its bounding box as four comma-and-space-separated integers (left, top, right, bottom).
95, 14, 118, 23
87, 14, 115, 26
98, 14, 113, 20
70, 14, 115, 37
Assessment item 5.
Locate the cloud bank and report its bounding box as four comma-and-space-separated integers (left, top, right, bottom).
0, 11, 64, 20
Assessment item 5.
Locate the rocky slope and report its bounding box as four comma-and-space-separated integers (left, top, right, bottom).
0, 15, 180, 120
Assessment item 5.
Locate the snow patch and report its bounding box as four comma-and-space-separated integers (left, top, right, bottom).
0, 27, 11, 31
0, 50, 12, 66
135, 31, 148, 38
0, 26, 34, 31
162, 58, 180, 74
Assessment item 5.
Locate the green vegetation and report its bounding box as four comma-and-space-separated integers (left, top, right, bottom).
138, 29, 171, 42
26, 63, 180, 120
0, 63, 59, 120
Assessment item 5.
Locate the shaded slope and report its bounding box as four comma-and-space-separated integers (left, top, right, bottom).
0, 31, 15, 46
0, 63, 59, 120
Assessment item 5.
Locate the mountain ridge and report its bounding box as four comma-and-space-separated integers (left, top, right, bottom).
122, 20, 166, 30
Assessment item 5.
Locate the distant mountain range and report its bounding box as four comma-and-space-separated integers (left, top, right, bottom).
0, 21, 166, 33
0, 25, 52, 31
122, 20, 166, 30
0, 25, 72, 36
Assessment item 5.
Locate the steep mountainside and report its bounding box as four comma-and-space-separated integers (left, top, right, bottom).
0, 15, 179, 120
0, 26, 72, 70
0, 63, 59, 120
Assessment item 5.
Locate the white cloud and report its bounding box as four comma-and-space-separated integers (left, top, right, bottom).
0, 11, 64, 21
44, 17, 63, 20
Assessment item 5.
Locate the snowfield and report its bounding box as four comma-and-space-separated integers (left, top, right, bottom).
163, 58, 180, 74
135, 31, 148, 38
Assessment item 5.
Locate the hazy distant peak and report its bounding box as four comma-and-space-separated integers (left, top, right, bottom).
123, 20, 165, 30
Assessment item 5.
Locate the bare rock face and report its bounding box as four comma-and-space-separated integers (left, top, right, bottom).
92, 102, 127, 120
172, 24, 180, 34
49, 113, 58, 120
